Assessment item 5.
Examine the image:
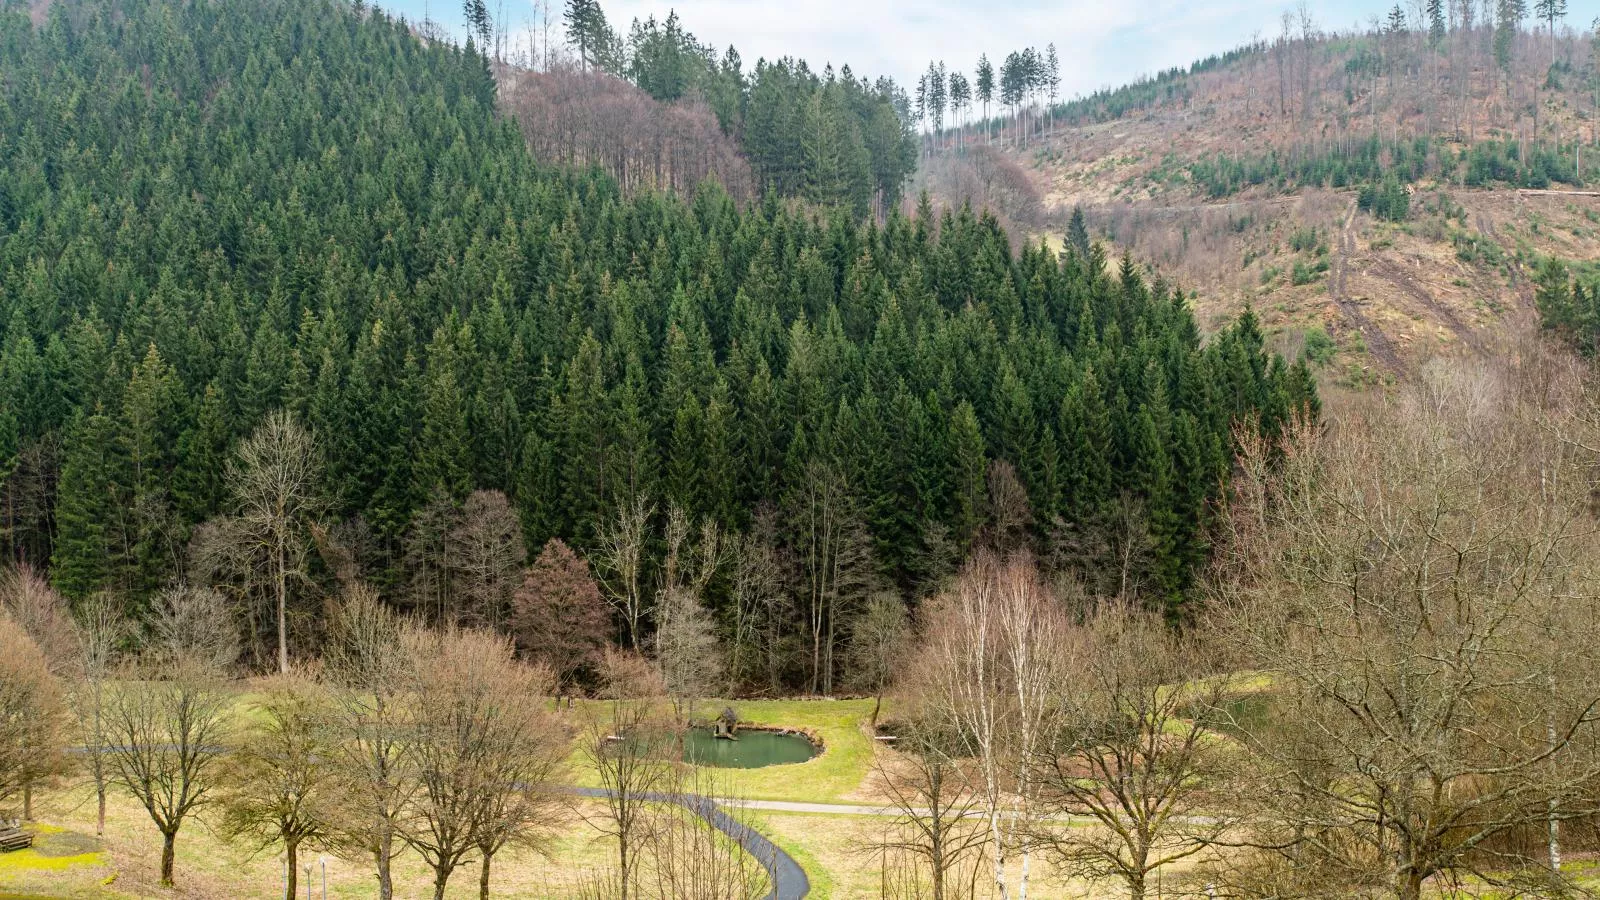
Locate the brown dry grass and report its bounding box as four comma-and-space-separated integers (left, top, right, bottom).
4, 782, 618, 899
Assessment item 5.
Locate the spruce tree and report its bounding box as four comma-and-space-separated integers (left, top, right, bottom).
52, 408, 122, 601
975, 54, 995, 142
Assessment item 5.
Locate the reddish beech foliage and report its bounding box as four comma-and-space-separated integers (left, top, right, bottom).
510, 539, 612, 692
501, 64, 753, 202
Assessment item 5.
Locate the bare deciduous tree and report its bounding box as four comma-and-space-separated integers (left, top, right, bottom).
71, 591, 126, 835
583, 651, 672, 900
218, 673, 335, 900
222, 411, 326, 673
0, 566, 75, 817
147, 584, 240, 673
654, 585, 723, 727
468, 657, 567, 900
848, 591, 910, 727
447, 489, 525, 630
324, 584, 414, 900
1032, 602, 1231, 900
725, 515, 790, 694
0, 616, 64, 820
594, 493, 653, 651
873, 718, 989, 900
0, 564, 78, 670
1209, 361, 1600, 900
511, 538, 611, 698
911, 551, 1067, 900
641, 769, 769, 900
103, 649, 233, 886
400, 625, 561, 900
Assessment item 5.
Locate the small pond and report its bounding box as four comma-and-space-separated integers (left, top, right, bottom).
681, 727, 818, 769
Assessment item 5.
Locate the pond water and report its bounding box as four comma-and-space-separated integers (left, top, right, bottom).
682, 727, 818, 768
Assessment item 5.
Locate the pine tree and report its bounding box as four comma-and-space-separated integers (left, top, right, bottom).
463, 0, 493, 53
52, 408, 122, 601
1066, 206, 1091, 259
975, 54, 995, 143
946, 401, 987, 552
412, 328, 473, 501
1427, 0, 1447, 48
1045, 44, 1061, 133
564, 0, 614, 72
1535, 0, 1566, 66
174, 383, 232, 523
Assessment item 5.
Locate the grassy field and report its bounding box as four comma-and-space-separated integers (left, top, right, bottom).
564, 697, 883, 803
1, 695, 879, 898
13, 689, 1600, 898
0, 782, 633, 899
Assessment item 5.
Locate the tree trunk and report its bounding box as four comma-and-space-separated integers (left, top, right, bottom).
479, 851, 494, 900
1397, 867, 1425, 900
276, 535, 289, 674
21, 781, 30, 820
432, 861, 454, 900
285, 837, 299, 900
160, 830, 177, 886
619, 834, 631, 900
374, 837, 394, 900
96, 781, 106, 836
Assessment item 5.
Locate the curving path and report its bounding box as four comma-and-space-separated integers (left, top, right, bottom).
66, 745, 810, 897
571, 787, 809, 900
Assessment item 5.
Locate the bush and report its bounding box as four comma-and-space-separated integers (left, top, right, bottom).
1302, 327, 1336, 365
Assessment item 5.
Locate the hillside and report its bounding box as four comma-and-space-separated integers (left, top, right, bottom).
920, 22, 1600, 382
0, 0, 1311, 677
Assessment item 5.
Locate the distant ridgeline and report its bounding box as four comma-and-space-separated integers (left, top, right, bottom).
0, 0, 1314, 624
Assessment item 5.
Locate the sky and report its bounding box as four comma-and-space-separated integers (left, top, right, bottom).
385, 0, 1429, 98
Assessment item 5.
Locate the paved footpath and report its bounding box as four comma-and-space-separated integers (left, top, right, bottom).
572, 788, 810, 900
721, 798, 902, 816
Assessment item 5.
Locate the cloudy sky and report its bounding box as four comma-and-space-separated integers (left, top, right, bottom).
387, 0, 1406, 96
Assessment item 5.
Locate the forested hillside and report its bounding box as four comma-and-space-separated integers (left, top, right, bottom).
0, 0, 1311, 687
500, 2, 919, 218
911, 9, 1600, 380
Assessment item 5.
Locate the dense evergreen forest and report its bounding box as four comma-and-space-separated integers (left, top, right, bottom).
0, 0, 1313, 687
555, 1, 919, 217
